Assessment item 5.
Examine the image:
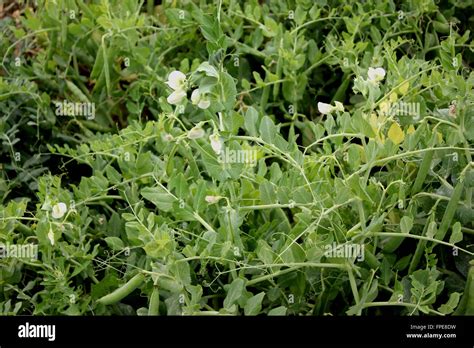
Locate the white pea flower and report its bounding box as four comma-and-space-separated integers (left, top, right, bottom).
190, 89, 201, 104
205, 195, 221, 204
167, 89, 187, 105
166, 70, 187, 91
187, 125, 205, 139
48, 228, 55, 246
317, 101, 344, 114
317, 102, 334, 114
334, 101, 344, 112
199, 100, 210, 109
191, 89, 211, 109
367, 67, 386, 83
166, 70, 187, 105
51, 202, 67, 219
209, 133, 223, 155
162, 133, 174, 142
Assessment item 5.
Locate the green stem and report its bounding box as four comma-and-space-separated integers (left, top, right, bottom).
347, 265, 360, 305
360, 302, 444, 315
247, 263, 346, 286
370, 232, 473, 256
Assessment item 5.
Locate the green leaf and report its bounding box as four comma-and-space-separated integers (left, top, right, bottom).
196, 62, 219, 78
261, 17, 278, 37
253, 71, 264, 86
244, 106, 259, 137
387, 122, 405, 145
105, 165, 122, 185
223, 111, 244, 134
352, 112, 375, 138
224, 278, 245, 309
244, 292, 265, 315
410, 268, 441, 306
170, 261, 191, 286
449, 222, 463, 244
256, 240, 274, 265
217, 71, 237, 110
169, 173, 189, 200
141, 187, 176, 212
426, 221, 437, 239
200, 147, 226, 181
107, 212, 123, 237
400, 216, 413, 234
193, 181, 208, 212
104, 237, 125, 251
259, 181, 276, 204
268, 306, 287, 316
157, 278, 183, 293
295, 7, 307, 25
144, 235, 172, 259
196, 13, 224, 44
438, 292, 460, 314
259, 116, 277, 144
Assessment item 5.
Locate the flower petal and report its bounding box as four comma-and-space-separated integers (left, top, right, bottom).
198, 99, 210, 109
210, 134, 223, 154
191, 89, 201, 104
368, 67, 386, 82
188, 126, 205, 139
166, 70, 186, 90
48, 229, 55, 246
334, 101, 344, 112
167, 89, 187, 105
205, 195, 221, 204
52, 202, 67, 219
317, 102, 334, 114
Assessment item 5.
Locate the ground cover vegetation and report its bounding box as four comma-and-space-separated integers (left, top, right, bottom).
0, 0, 473, 316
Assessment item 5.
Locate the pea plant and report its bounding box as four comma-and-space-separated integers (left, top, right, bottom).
0, 0, 473, 316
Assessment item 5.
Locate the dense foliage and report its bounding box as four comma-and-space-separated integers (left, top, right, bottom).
1, 0, 473, 316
